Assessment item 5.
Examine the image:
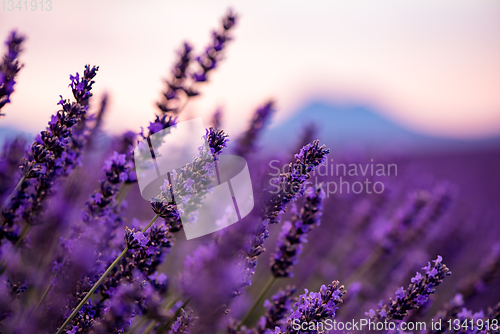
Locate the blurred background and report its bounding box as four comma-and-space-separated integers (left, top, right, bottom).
0, 0, 500, 148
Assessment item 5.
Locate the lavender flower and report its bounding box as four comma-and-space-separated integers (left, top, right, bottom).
234, 101, 275, 158
91, 282, 144, 334
192, 9, 237, 83
263, 140, 330, 225
271, 185, 325, 278
0, 31, 24, 114
60, 223, 173, 333
365, 256, 451, 322
143, 114, 178, 138
169, 309, 197, 334
256, 286, 297, 333
79, 150, 132, 238
236, 218, 270, 296
157, 42, 194, 114
0, 65, 98, 246
277, 281, 346, 334
150, 127, 229, 229
235, 141, 329, 295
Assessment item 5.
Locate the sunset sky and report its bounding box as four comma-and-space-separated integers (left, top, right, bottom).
1, 0, 499, 139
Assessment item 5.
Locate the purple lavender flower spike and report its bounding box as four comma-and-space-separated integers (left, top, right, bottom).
192, 9, 237, 85
280, 281, 346, 334
234, 141, 329, 296
234, 218, 270, 297
62, 224, 174, 332
0, 65, 98, 246
168, 309, 197, 334
256, 286, 298, 333
76, 149, 132, 245
0, 31, 25, 114
91, 282, 143, 334
263, 140, 329, 225
144, 114, 178, 138
157, 42, 193, 114
234, 101, 275, 158
365, 256, 451, 322
271, 185, 325, 278
149, 127, 229, 231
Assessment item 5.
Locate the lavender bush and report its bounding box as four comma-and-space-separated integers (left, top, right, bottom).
0, 8, 499, 334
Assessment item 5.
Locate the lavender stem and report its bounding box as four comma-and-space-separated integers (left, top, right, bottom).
0, 221, 31, 274
0, 172, 28, 214
241, 275, 277, 327
155, 298, 191, 333
55, 214, 160, 334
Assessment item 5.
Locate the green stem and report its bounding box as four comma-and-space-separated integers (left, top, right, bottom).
142, 319, 157, 334
241, 276, 276, 327
0, 224, 32, 275
0, 172, 28, 214
35, 252, 65, 312
155, 298, 191, 334
15, 223, 31, 247
115, 183, 132, 206
55, 214, 159, 334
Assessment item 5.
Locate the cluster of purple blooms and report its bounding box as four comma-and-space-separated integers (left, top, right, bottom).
0, 31, 24, 113
0, 8, 499, 334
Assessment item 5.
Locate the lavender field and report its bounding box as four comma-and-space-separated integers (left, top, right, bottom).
1, 7, 500, 334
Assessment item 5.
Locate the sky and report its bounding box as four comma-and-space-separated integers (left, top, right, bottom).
1, 0, 500, 139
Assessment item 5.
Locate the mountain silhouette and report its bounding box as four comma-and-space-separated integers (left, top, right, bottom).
259, 102, 500, 154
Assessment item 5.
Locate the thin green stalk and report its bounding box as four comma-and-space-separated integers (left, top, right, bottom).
15, 223, 31, 247
123, 316, 150, 334
142, 319, 157, 334
154, 298, 191, 334
55, 214, 159, 334
115, 183, 132, 206
0, 223, 32, 275
36, 282, 53, 311
0, 171, 28, 214
35, 256, 68, 313
241, 275, 276, 326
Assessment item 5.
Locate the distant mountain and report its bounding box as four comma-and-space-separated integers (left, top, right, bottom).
259, 102, 500, 154
0, 126, 34, 147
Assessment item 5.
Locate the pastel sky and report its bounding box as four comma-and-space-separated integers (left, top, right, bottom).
1, 0, 499, 139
